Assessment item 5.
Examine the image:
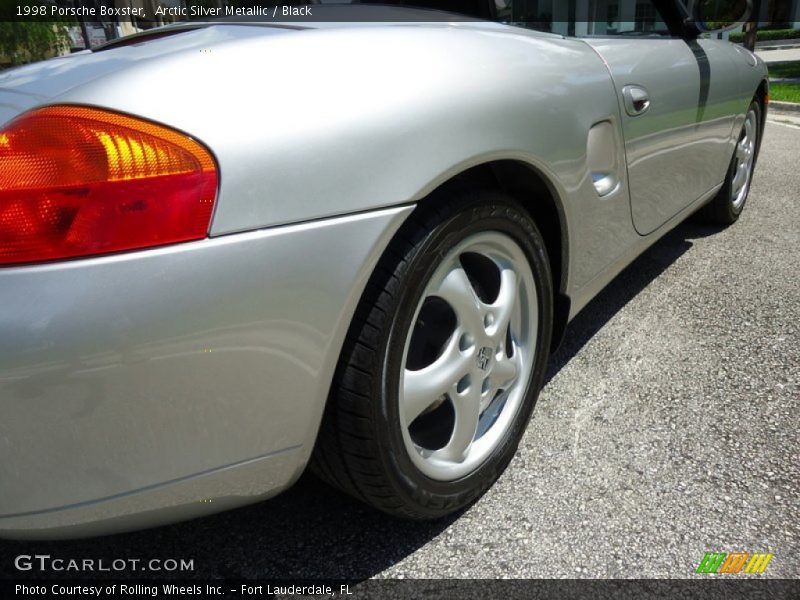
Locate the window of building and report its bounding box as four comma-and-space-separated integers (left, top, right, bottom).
498, 0, 671, 37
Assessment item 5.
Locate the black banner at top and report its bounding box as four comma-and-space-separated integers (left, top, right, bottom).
5, 1, 496, 24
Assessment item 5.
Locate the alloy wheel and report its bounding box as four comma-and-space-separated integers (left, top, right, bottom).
399, 231, 538, 481
731, 108, 758, 211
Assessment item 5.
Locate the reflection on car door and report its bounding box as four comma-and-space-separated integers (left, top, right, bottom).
585, 37, 739, 235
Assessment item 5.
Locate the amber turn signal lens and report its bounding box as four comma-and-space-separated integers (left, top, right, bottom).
0, 105, 218, 266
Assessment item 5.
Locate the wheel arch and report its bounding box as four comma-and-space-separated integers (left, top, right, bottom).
411, 159, 572, 353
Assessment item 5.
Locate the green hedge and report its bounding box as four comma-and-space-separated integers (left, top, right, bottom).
729, 28, 800, 43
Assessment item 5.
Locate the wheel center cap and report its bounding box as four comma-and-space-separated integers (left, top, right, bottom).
476, 346, 494, 372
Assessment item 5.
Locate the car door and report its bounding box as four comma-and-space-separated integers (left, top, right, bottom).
582, 4, 740, 235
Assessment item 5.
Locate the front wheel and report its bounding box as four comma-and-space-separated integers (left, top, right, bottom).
311, 191, 553, 519
697, 100, 761, 226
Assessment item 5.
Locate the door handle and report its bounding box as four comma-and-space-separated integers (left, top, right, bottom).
622, 85, 651, 116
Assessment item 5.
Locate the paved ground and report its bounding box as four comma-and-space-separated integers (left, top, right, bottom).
0, 122, 798, 581
770, 109, 800, 127
757, 46, 800, 63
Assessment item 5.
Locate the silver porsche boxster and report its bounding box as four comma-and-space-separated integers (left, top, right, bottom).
0, 0, 767, 537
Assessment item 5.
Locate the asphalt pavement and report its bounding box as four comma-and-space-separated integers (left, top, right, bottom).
0, 122, 798, 581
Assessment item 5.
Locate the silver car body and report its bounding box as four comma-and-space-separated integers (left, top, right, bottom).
0, 14, 767, 537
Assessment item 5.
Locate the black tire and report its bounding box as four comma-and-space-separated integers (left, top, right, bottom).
311, 189, 553, 519
696, 100, 762, 226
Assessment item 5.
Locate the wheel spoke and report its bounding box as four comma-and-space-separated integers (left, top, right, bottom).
431, 264, 485, 334
402, 336, 470, 423
736, 140, 747, 161
488, 268, 518, 342
732, 163, 746, 191
492, 353, 519, 390
433, 387, 481, 462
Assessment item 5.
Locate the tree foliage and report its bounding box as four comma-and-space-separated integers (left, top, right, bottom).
0, 21, 72, 66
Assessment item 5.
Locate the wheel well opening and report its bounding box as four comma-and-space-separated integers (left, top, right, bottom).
755, 80, 769, 160
420, 160, 571, 352
757, 79, 768, 110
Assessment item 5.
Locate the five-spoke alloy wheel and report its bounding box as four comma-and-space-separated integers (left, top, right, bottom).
400, 231, 537, 481
731, 106, 758, 212
699, 100, 762, 226
313, 191, 553, 518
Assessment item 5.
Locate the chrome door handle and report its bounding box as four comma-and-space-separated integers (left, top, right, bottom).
622, 85, 651, 116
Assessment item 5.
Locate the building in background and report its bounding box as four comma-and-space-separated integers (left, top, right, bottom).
499, 0, 800, 34
499, 0, 667, 35
752, 0, 800, 28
